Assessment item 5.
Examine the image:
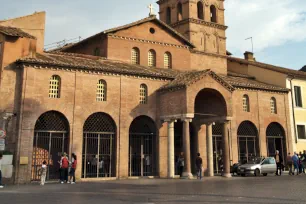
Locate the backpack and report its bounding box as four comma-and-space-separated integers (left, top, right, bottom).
62, 157, 69, 168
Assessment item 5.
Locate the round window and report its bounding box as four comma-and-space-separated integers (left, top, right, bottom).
150, 28, 155, 34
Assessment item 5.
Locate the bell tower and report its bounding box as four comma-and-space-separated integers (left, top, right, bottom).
157, 0, 227, 55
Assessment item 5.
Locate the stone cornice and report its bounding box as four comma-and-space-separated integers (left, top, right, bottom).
108, 34, 190, 50
171, 18, 228, 30
190, 49, 228, 59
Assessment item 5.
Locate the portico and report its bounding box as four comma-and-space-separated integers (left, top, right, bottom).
158, 70, 234, 178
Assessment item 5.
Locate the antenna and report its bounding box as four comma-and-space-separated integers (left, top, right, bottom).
245, 37, 254, 53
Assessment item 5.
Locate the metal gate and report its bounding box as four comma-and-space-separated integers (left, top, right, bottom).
266, 122, 286, 160
32, 111, 69, 181
82, 112, 116, 178
213, 123, 223, 174
129, 116, 156, 177
237, 121, 258, 164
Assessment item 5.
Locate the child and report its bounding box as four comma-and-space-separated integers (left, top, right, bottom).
0, 153, 3, 188
40, 160, 47, 186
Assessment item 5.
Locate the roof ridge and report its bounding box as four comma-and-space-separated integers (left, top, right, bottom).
0, 11, 45, 23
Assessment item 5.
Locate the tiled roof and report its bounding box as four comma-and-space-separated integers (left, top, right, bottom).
16, 52, 288, 93
220, 73, 289, 92
228, 57, 306, 79
63, 16, 195, 51
0, 25, 36, 39
17, 52, 179, 79
158, 70, 235, 92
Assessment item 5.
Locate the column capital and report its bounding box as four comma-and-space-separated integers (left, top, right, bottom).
181, 118, 192, 123
163, 119, 177, 123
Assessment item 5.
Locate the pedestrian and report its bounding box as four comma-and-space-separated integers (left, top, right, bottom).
99, 157, 104, 177
68, 153, 77, 184
177, 152, 184, 177
298, 152, 305, 174
303, 150, 306, 174
0, 153, 3, 188
40, 160, 47, 186
292, 152, 299, 175
195, 153, 203, 180
275, 150, 282, 176
286, 153, 293, 175
60, 152, 69, 183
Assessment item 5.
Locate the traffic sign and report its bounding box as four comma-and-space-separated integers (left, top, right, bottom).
0, 129, 6, 139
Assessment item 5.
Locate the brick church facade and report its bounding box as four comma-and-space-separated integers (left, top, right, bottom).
0, 1, 300, 184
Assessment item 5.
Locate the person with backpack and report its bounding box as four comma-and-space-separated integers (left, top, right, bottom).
60, 152, 69, 184
68, 153, 77, 184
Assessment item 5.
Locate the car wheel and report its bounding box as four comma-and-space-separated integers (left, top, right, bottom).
263, 173, 268, 176
241, 173, 245, 177
254, 169, 260, 177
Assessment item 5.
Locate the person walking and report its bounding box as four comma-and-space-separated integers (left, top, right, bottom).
60, 153, 69, 183
275, 150, 283, 176
177, 152, 185, 178
286, 153, 293, 175
40, 160, 47, 186
292, 152, 299, 175
195, 153, 203, 180
68, 153, 77, 184
0, 153, 3, 188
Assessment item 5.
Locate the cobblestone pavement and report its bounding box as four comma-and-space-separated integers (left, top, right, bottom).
1, 175, 306, 204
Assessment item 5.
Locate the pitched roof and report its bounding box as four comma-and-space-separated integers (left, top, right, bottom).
17, 52, 179, 80
63, 16, 195, 51
0, 25, 36, 39
228, 56, 306, 79
222, 72, 288, 92
16, 52, 288, 93
158, 70, 235, 92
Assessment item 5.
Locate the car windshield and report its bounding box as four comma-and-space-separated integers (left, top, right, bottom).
246, 158, 262, 164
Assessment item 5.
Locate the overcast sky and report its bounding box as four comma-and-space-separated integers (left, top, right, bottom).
1, 0, 306, 70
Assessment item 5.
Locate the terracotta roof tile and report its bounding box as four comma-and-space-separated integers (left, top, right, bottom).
17, 52, 179, 79
228, 57, 306, 79
0, 25, 36, 39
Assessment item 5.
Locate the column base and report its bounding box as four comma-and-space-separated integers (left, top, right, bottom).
182, 172, 193, 179
222, 173, 232, 178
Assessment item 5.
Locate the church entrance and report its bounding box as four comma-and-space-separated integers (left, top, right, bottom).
82, 112, 116, 178
32, 111, 69, 181
266, 122, 286, 161
129, 116, 156, 177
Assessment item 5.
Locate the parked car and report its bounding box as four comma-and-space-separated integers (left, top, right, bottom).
239, 157, 276, 177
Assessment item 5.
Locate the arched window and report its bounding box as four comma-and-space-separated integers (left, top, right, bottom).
166, 7, 171, 24
197, 2, 204, 20
96, 79, 107, 101
148, 49, 156, 67
210, 5, 217, 23
270, 97, 277, 114
131, 47, 140, 65
242, 95, 250, 112
94, 47, 100, 56
177, 2, 183, 21
164, 52, 172, 69
140, 84, 148, 104
49, 75, 61, 98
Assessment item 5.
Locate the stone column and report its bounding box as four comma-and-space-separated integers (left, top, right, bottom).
206, 123, 214, 177
222, 121, 231, 178
167, 120, 175, 178
183, 119, 193, 178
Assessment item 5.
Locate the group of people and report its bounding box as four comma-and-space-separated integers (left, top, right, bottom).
40, 152, 77, 186
286, 151, 306, 176
176, 152, 203, 180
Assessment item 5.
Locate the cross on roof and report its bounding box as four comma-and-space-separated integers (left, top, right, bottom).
148, 4, 155, 16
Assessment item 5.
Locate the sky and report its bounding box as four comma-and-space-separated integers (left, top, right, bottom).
0, 0, 306, 70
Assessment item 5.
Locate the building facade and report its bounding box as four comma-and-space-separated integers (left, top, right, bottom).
0, 1, 301, 184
